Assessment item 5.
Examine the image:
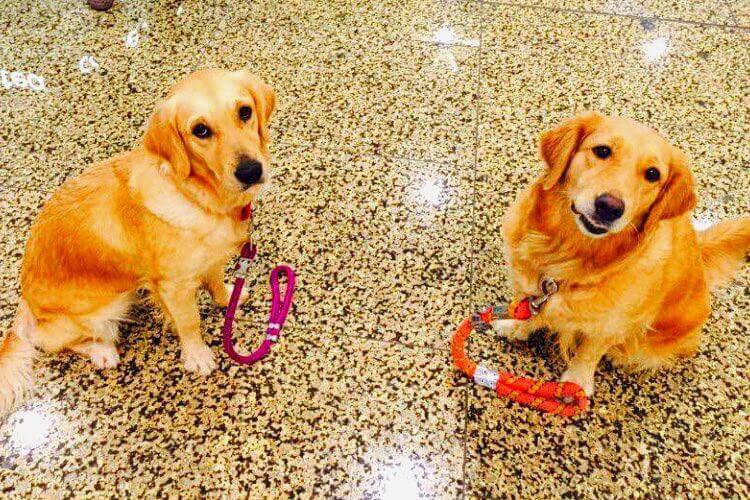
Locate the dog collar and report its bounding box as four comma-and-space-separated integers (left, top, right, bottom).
239, 203, 253, 221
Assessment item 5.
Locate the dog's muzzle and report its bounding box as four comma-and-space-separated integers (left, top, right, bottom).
571, 203, 609, 236
235, 159, 264, 187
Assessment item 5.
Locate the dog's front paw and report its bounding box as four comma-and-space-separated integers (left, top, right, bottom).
491, 319, 528, 340
181, 343, 217, 375
560, 368, 595, 397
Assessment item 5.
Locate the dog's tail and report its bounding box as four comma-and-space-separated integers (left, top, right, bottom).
698, 217, 750, 290
0, 300, 37, 415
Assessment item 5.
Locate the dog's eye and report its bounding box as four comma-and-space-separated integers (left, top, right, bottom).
645, 167, 661, 183
192, 124, 212, 139
592, 145, 612, 159
238, 106, 253, 122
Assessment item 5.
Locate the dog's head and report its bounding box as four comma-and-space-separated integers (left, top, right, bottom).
539, 112, 696, 238
143, 68, 276, 207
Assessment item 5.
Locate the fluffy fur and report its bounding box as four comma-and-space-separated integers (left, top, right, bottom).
0, 68, 276, 414
497, 113, 750, 396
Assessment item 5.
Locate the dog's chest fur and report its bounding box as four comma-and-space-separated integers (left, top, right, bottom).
129, 164, 249, 278
508, 227, 673, 337
145, 204, 246, 279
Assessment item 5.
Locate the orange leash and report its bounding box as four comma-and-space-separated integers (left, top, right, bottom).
452, 296, 589, 417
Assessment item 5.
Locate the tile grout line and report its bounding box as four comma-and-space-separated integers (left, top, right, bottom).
720, 0, 739, 26
274, 137, 465, 167
474, 0, 750, 30
463, 0, 487, 496
416, 38, 482, 49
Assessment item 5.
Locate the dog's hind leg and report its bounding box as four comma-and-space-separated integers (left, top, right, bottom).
32, 294, 131, 369
69, 338, 119, 369
27, 316, 87, 354
28, 315, 118, 369
67, 315, 121, 369
70, 293, 131, 369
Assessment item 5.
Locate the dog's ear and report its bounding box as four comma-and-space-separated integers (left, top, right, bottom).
233, 70, 276, 147
642, 147, 697, 232
143, 98, 190, 179
540, 112, 601, 190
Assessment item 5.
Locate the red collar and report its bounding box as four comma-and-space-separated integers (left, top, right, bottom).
239, 204, 253, 221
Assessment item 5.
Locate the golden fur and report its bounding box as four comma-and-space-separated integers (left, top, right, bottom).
498, 113, 750, 396
0, 68, 275, 413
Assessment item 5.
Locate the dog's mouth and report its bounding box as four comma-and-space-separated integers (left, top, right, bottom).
571, 203, 609, 236
239, 176, 268, 192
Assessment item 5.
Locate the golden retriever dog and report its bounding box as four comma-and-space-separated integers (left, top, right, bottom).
0, 68, 275, 413
498, 113, 750, 396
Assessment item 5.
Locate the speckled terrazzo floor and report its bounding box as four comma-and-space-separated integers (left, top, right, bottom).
0, 0, 748, 497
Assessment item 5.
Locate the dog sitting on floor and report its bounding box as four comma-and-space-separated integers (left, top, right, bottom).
497, 112, 750, 396
0, 68, 275, 413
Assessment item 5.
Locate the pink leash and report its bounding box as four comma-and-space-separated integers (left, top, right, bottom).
221, 206, 296, 364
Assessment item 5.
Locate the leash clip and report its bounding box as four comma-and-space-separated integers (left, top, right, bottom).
529, 295, 548, 314
234, 242, 257, 278
540, 277, 558, 296
235, 258, 253, 278
529, 278, 559, 315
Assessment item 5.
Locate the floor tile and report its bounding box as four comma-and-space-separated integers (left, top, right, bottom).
526, 0, 737, 26
0, 264, 19, 335
0, 2, 150, 191
351, 0, 483, 46
733, 0, 750, 25
223, 144, 474, 349
270, 40, 479, 162
1, 314, 466, 498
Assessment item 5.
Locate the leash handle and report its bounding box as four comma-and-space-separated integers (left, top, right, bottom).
451, 306, 588, 417
222, 242, 296, 365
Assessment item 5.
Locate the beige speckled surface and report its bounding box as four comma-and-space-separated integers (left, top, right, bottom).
0, 0, 748, 498
527, 0, 740, 26
737, 0, 750, 25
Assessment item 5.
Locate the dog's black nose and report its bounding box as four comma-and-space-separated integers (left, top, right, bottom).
594, 193, 625, 222
234, 159, 263, 186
